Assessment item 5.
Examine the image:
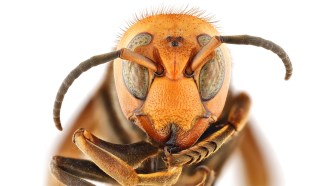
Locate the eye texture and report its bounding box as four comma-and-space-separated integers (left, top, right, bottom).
197, 34, 226, 101
197, 34, 212, 46
122, 33, 152, 99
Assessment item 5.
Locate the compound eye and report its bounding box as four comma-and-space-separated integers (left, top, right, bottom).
197, 34, 226, 101
122, 33, 152, 100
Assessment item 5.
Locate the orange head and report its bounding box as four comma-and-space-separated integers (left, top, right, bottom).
113, 13, 231, 151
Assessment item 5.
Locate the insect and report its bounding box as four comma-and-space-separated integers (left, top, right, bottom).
50, 9, 292, 186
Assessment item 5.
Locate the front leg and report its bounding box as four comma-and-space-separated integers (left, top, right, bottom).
73, 129, 182, 186
51, 156, 116, 186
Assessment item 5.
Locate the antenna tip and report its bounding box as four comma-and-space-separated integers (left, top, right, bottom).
285, 72, 292, 80
54, 117, 63, 131
56, 125, 63, 131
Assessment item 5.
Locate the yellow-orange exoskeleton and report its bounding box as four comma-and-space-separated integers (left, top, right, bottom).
50, 9, 292, 186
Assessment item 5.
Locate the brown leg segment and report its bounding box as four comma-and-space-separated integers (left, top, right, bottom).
239, 124, 271, 186
227, 93, 251, 131
174, 166, 215, 186
73, 128, 159, 168
138, 166, 182, 186
51, 156, 117, 186
51, 163, 95, 186
72, 128, 183, 186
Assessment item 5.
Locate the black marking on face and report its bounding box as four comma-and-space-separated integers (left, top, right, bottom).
166, 36, 184, 47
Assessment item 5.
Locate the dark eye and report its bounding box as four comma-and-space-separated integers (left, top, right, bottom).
197, 34, 226, 101
199, 49, 225, 101
122, 33, 152, 99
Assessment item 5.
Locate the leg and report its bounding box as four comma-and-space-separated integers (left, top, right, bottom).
72, 128, 183, 186
175, 166, 215, 186
74, 128, 159, 168
239, 124, 271, 186
51, 156, 117, 186
51, 150, 182, 186
198, 124, 271, 186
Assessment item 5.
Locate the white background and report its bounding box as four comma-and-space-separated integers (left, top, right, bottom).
1, 0, 329, 185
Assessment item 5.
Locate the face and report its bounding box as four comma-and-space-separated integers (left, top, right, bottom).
113, 14, 231, 150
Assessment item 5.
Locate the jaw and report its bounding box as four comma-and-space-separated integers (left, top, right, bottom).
133, 114, 214, 151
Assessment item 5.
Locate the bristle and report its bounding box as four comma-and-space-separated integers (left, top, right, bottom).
114, 6, 220, 47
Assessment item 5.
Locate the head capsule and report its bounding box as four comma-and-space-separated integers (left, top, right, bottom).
113, 13, 231, 150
